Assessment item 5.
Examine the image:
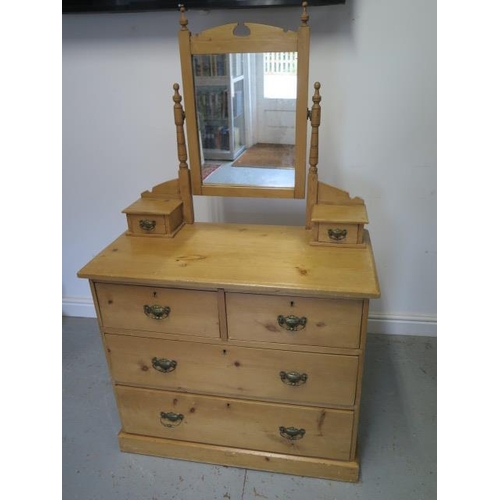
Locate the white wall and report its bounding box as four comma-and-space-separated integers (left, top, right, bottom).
62, 0, 437, 335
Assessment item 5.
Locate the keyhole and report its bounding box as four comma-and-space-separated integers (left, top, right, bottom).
153, 291, 157, 298
290, 301, 294, 307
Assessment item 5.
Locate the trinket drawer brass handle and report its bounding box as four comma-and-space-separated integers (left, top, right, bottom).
139, 219, 156, 231
159, 411, 184, 428
143, 304, 171, 320
328, 228, 347, 241
152, 357, 177, 373
280, 371, 308, 386
279, 426, 306, 440
277, 315, 307, 331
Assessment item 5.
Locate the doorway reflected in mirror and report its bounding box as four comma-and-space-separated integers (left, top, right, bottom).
193, 51, 297, 188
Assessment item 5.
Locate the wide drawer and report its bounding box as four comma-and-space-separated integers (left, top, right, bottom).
226, 293, 363, 349
115, 386, 354, 461
106, 334, 359, 407
95, 283, 219, 338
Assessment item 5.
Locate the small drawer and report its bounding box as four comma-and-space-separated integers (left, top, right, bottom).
310, 203, 368, 246
127, 214, 168, 236
105, 334, 359, 407
226, 293, 363, 349
115, 386, 354, 461
95, 283, 220, 338
317, 223, 362, 245
123, 197, 184, 237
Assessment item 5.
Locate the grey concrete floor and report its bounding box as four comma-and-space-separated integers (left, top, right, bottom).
62, 317, 436, 500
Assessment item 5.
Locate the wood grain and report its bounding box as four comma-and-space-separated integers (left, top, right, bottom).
115, 386, 354, 461
350, 299, 370, 460
118, 431, 360, 482
95, 283, 220, 338
311, 204, 369, 224
226, 293, 363, 349
126, 214, 167, 236
317, 223, 360, 245
200, 184, 296, 199
105, 334, 359, 407
190, 23, 298, 54
100, 325, 363, 356
78, 224, 380, 299
178, 28, 202, 195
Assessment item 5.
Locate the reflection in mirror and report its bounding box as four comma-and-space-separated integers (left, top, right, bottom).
192, 52, 297, 188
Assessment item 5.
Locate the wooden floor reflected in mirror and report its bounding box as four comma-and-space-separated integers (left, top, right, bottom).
202, 142, 295, 187
232, 143, 295, 169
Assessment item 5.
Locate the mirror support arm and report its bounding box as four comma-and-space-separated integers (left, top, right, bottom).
173, 83, 195, 224
305, 82, 322, 228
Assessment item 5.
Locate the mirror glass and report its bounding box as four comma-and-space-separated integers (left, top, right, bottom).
192, 52, 297, 188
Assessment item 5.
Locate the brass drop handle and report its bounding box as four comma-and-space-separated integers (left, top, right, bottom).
152, 357, 177, 373
144, 304, 171, 320
328, 228, 347, 241
160, 411, 184, 428
277, 315, 307, 331
279, 426, 306, 440
139, 219, 157, 231
280, 371, 308, 386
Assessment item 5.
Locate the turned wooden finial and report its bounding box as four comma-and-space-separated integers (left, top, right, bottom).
173, 83, 182, 105
179, 5, 188, 30
312, 81, 322, 106
301, 2, 309, 26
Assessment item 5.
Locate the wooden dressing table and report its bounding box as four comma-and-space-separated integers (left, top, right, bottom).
78, 3, 380, 482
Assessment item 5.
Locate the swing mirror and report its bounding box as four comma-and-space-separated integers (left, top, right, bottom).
178, 6, 310, 199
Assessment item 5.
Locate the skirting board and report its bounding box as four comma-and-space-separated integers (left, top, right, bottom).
62, 297, 437, 337
367, 312, 437, 336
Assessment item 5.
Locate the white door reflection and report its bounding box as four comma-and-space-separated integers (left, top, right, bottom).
194, 52, 297, 188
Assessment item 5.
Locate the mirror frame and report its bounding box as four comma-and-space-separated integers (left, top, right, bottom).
178, 11, 310, 199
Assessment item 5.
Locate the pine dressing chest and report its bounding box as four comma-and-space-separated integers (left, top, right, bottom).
78, 3, 380, 482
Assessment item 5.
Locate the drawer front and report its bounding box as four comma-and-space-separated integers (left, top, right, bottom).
95, 283, 219, 338
317, 223, 361, 244
127, 214, 167, 235
226, 293, 363, 349
115, 386, 354, 460
106, 335, 359, 407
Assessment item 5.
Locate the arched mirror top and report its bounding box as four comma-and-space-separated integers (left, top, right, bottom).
190, 22, 299, 52
178, 3, 310, 199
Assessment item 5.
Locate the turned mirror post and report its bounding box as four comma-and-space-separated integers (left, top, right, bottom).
178, 3, 310, 199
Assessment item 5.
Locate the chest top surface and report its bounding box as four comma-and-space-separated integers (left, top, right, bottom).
78, 223, 380, 299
